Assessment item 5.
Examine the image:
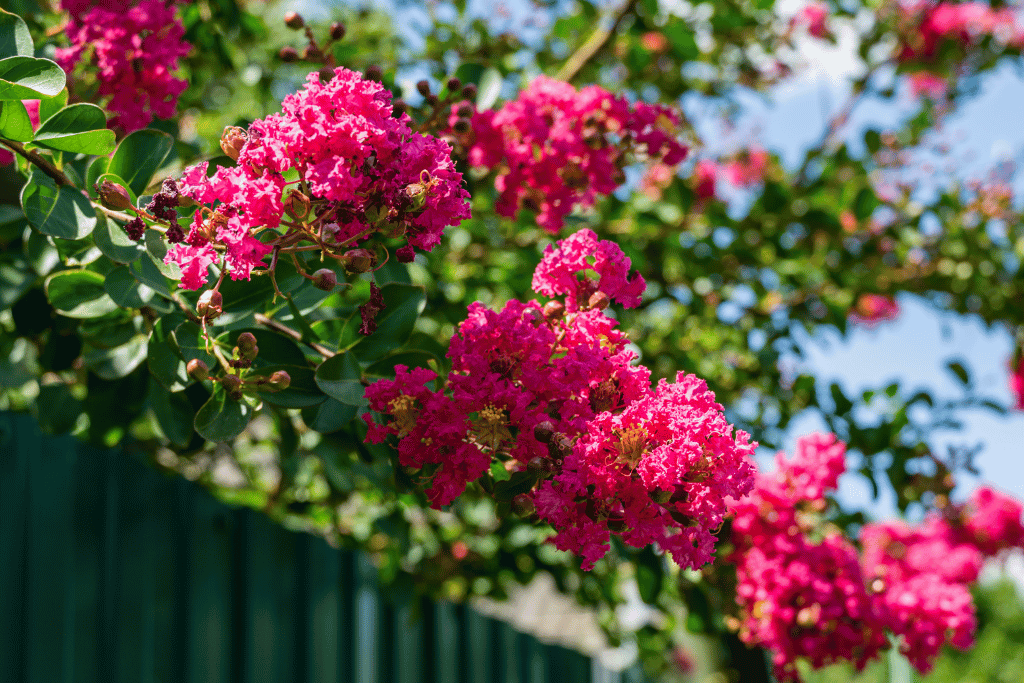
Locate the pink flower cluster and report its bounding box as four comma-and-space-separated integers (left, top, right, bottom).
898, 1, 1024, 62
850, 293, 900, 326
365, 229, 756, 570
0, 100, 40, 166
730, 434, 1024, 680
57, 0, 191, 133
455, 76, 688, 233
793, 2, 831, 39
684, 149, 770, 202
1012, 357, 1024, 409
165, 67, 470, 290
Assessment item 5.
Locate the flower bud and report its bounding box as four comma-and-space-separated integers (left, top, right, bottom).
365, 64, 383, 82
219, 126, 248, 161
452, 118, 471, 134
455, 102, 473, 118
266, 370, 291, 390
196, 290, 223, 319
511, 493, 536, 517
312, 268, 337, 291
221, 373, 242, 399
236, 332, 257, 352
424, 93, 439, 107
446, 76, 461, 92
329, 21, 346, 40
527, 457, 552, 476
284, 11, 304, 29
461, 83, 477, 99
283, 189, 311, 219
342, 248, 376, 274
533, 421, 555, 443
542, 300, 564, 320
96, 180, 132, 211
302, 44, 323, 61
588, 291, 610, 310
416, 79, 431, 96
186, 358, 210, 380
392, 99, 407, 116
279, 46, 299, 62
319, 66, 335, 83
548, 434, 572, 460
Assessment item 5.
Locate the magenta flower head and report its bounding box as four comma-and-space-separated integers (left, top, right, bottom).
532, 229, 646, 312
165, 67, 470, 290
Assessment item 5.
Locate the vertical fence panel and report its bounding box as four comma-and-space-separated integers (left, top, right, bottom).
24, 428, 76, 683
0, 414, 28, 680
0, 414, 601, 683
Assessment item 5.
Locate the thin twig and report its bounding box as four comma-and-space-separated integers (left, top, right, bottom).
0, 138, 72, 186
556, 0, 640, 84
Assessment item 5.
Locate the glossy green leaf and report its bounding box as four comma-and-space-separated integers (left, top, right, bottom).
194, 383, 251, 442
44, 269, 118, 318
149, 382, 194, 447
20, 170, 96, 240
128, 251, 173, 297
0, 9, 32, 59
476, 66, 502, 110
301, 397, 357, 434
215, 327, 309, 368
37, 88, 67, 125
314, 351, 367, 406
148, 316, 190, 392
33, 102, 115, 155
248, 365, 326, 408
0, 56, 65, 100
92, 213, 143, 263
104, 265, 155, 309
170, 321, 219, 369
107, 128, 174, 196
0, 98, 32, 141
82, 334, 148, 380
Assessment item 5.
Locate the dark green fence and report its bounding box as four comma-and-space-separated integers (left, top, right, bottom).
0, 412, 599, 683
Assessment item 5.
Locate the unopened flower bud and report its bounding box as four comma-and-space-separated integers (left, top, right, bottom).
548, 434, 572, 460
461, 83, 477, 99
416, 79, 431, 96
542, 300, 564, 320
455, 102, 473, 118
284, 11, 304, 29
96, 180, 132, 211
329, 21, 346, 40
588, 291, 610, 310
319, 66, 335, 83
392, 99, 407, 115
279, 46, 299, 62
266, 370, 291, 390
446, 76, 461, 92
302, 45, 323, 61
312, 268, 337, 291
284, 189, 311, 219
424, 93, 439, 107
365, 64, 383, 82
222, 374, 243, 398
236, 332, 257, 352
511, 493, 536, 517
452, 118, 471, 134
186, 358, 210, 380
219, 126, 247, 161
533, 420, 555, 443
342, 248, 376, 274
196, 290, 223, 319
527, 457, 552, 476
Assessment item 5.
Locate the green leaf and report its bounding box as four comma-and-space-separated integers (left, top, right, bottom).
490, 461, 511, 482
0, 254, 36, 308
247, 365, 326, 408
0, 56, 66, 100
149, 382, 194, 447
128, 251, 173, 297
215, 328, 309, 368
301, 397, 357, 434
476, 66, 502, 110
20, 170, 96, 240
148, 315, 190, 392
92, 213, 143, 263
104, 265, 156, 309
170, 321, 218, 369
0, 98, 33, 141
37, 88, 67, 125
107, 128, 174, 196
947, 360, 970, 386
351, 283, 426, 362
194, 383, 251, 442
0, 9, 33, 59
85, 155, 110, 198
314, 351, 367, 406
365, 351, 437, 378
82, 334, 148, 380
33, 102, 115, 155
44, 269, 118, 318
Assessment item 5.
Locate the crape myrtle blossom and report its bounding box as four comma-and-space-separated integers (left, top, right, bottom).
730, 433, 1024, 681
896, 0, 1024, 63
1011, 355, 1024, 410
364, 229, 756, 570
57, 0, 191, 133
850, 293, 900, 326
453, 76, 688, 233
162, 67, 469, 293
